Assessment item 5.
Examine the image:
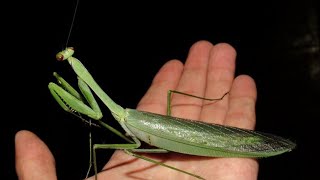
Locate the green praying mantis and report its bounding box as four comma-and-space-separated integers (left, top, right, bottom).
48, 47, 296, 180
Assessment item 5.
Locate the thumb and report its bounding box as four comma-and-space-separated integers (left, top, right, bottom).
15, 130, 57, 180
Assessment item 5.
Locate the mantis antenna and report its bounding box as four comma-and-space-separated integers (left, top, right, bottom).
65, 0, 80, 48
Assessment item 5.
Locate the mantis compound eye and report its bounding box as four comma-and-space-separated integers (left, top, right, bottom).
56, 53, 64, 61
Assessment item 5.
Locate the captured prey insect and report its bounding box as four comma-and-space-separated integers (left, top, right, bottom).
48, 47, 296, 180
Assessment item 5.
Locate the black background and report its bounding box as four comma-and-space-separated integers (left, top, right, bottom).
2, 1, 319, 179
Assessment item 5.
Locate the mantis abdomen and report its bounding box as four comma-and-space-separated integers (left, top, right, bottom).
125, 108, 295, 157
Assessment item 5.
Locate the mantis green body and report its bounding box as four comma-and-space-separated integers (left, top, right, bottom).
49, 47, 296, 179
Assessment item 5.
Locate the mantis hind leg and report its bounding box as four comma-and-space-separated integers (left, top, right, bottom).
90, 143, 204, 180
166, 90, 229, 116
125, 150, 205, 179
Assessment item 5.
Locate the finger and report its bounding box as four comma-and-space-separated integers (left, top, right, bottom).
225, 75, 257, 129
200, 43, 236, 124
15, 130, 57, 180
171, 40, 213, 119
137, 60, 183, 114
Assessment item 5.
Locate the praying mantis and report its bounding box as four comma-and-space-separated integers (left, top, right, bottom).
48, 47, 296, 180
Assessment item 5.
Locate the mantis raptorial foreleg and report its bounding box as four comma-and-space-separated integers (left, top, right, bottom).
49, 72, 133, 142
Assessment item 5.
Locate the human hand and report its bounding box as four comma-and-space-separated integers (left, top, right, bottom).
15, 41, 258, 180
